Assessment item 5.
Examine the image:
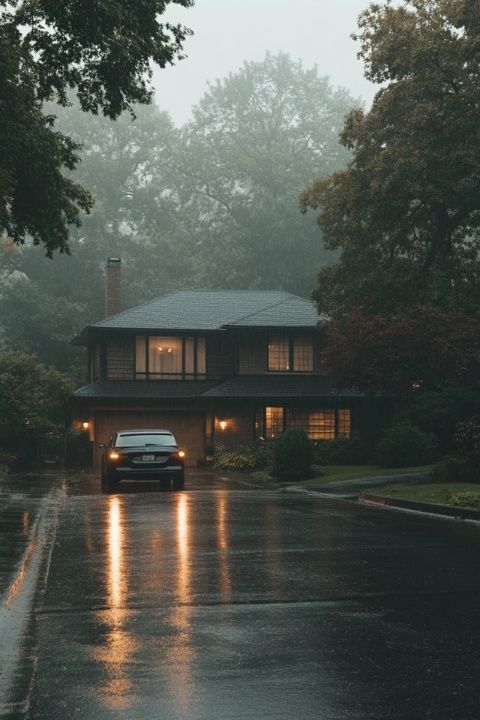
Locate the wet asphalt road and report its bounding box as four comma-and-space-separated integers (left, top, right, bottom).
1, 471, 480, 719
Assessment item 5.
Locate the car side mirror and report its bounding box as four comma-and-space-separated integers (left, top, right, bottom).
98, 443, 106, 448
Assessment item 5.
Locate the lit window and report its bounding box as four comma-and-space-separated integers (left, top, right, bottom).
268, 337, 289, 371
293, 338, 314, 372
135, 336, 206, 380
268, 336, 314, 372
288, 410, 336, 440
338, 409, 351, 438
265, 407, 284, 437
149, 336, 182, 378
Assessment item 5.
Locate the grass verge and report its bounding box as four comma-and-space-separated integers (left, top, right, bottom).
369, 482, 480, 507
298, 465, 431, 489
217, 465, 431, 488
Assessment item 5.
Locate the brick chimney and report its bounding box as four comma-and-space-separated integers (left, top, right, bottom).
105, 257, 121, 317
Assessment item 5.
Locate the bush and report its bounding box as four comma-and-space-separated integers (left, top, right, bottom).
215, 447, 257, 473
65, 429, 93, 468
454, 415, 480, 464
312, 435, 368, 465
445, 490, 480, 508
432, 455, 477, 484
272, 429, 313, 481
374, 420, 439, 468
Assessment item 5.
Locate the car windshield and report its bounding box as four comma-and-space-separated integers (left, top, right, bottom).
115, 433, 176, 448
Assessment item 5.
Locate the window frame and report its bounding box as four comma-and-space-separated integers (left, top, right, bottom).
267, 335, 314, 373
256, 406, 352, 441
135, 334, 207, 380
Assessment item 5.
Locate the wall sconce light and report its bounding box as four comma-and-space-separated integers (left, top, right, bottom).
219, 420, 227, 431
82, 421, 90, 430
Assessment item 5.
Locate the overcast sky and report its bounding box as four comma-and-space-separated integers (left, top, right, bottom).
153, 0, 377, 125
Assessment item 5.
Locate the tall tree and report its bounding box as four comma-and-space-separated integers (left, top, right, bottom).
155, 52, 356, 294
301, 0, 480, 318
0, 0, 192, 255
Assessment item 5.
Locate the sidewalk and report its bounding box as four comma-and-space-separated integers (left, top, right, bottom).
0, 472, 60, 601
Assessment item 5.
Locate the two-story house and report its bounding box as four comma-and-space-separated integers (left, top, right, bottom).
72, 259, 362, 468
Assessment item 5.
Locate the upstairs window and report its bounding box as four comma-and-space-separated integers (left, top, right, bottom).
268, 337, 290, 371
268, 336, 314, 372
135, 336, 206, 380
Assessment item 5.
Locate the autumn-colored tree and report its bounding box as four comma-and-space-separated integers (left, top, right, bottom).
301, 0, 480, 318
321, 309, 480, 395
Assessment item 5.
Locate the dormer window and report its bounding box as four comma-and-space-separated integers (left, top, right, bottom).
268, 336, 314, 372
136, 336, 206, 380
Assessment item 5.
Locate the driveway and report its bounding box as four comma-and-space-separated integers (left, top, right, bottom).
2, 469, 480, 719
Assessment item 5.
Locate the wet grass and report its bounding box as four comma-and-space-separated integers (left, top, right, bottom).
298, 465, 431, 489
370, 482, 480, 507
221, 464, 432, 488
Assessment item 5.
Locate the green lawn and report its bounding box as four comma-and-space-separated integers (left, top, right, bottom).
227, 464, 431, 488
298, 465, 431, 489
369, 482, 480, 507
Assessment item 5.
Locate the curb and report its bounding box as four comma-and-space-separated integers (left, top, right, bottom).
360, 491, 480, 522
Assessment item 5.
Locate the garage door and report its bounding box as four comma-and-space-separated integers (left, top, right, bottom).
94, 411, 205, 468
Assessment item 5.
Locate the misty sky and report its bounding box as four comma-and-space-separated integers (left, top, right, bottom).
153, 0, 377, 125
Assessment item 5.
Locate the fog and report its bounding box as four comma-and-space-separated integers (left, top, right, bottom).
155, 0, 376, 124
0, 0, 378, 380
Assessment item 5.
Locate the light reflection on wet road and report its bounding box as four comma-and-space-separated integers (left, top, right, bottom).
3, 471, 480, 718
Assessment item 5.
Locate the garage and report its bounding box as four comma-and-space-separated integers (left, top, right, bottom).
94, 411, 206, 468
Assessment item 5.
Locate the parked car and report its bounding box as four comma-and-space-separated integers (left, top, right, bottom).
100, 429, 185, 493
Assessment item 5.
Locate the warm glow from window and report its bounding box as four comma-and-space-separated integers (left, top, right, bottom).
265, 407, 284, 437
268, 337, 289, 371
338, 409, 351, 438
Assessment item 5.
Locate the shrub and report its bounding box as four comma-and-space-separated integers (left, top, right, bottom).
215, 447, 257, 473
445, 490, 480, 509
374, 420, 439, 468
272, 429, 313, 481
432, 455, 477, 484
454, 415, 480, 464
312, 435, 368, 466
65, 429, 93, 468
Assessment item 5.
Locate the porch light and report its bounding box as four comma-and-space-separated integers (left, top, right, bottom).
219, 420, 228, 431
82, 421, 90, 430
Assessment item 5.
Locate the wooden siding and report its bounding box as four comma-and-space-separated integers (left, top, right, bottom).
207, 334, 236, 380
106, 338, 134, 380
238, 335, 266, 374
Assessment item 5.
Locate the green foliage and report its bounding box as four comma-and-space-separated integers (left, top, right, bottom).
301, 0, 480, 318
454, 416, 480, 465
445, 490, 480, 508
375, 420, 439, 468
0, 351, 73, 454
0, 0, 192, 255
395, 390, 480, 449
215, 448, 257, 474
432, 456, 477, 484
65, 430, 93, 468
214, 443, 274, 474
312, 436, 368, 466
164, 52, 355, 295
272, 429, 313, 481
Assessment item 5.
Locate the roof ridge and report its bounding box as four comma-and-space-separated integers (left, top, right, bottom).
224, 296, 293, 326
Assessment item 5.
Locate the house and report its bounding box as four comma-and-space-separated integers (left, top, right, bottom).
71, 259, 362, 468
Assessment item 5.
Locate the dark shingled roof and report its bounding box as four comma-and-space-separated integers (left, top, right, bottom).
90, 290, 318, 331
203, 375, 362, 399
72, 376, 361, 401
73, 381, 219, 400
